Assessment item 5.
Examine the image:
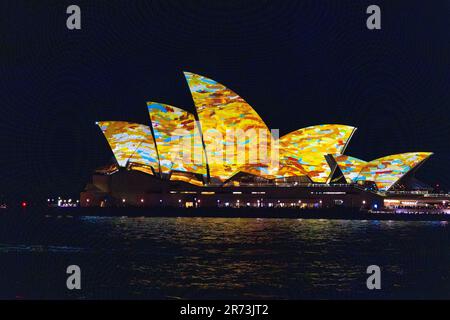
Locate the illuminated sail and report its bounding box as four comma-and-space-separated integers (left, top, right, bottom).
278, 125, 356, 182
184, 72, 273, 181
97, 121, 159, 172
147, 102, 206, 176
355, 152, 433, 191
332, 154, 367, 183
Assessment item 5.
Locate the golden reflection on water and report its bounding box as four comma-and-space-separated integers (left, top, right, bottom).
76, 217, 450, 298
1, 215, 448, 299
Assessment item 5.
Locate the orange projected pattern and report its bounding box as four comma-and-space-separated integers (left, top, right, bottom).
233, 164, 278, 180
128, 141, 160, 172
355, 152, 432, 191
147, 102, 206, 175
96, 72, 434, 188
169, 172, 204, 186
278, 125, 356, 182
97, 121, 159, 172
184, 72, 273, 181
129, 164, 154, 176
333, 154, 367, 183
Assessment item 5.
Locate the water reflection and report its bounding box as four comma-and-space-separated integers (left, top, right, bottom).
0, 217, 449, 299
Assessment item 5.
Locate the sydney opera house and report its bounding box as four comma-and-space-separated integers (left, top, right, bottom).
80, 72, 446, 210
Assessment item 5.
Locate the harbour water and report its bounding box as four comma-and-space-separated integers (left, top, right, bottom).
0, 215, 449, 299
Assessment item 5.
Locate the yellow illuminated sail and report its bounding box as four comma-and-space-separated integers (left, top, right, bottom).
147, 102, 206, 176
278, 125, 356, 182
332, 154, 367, 183
355, 152, 432, 191
97, 121, 159, 173
184, 72, 273, 181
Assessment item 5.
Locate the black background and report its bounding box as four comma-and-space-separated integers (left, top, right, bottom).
0, 0, 449, 200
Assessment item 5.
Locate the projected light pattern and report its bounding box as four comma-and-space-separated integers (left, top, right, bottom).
129, 164, 154, 176
169, 172, 204, 187
96, 71, 433, 188
97, 121, 159, 172
355, 152, 433, 191
232, 164, 278, 180
184, 71, 273, 180
333, 154, 367, 183
148, 102, 206, 175
278, 125, 356, 182
275, 157, 309, 178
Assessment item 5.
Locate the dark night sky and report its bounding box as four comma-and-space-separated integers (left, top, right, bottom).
0, 0, 449, 199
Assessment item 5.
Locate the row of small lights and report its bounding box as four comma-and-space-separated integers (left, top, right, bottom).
17, 197, 443, 208
87, 198, 308, 205
87, 199, 330, 205
21, 198, 439, 211
85, 198, 158, 204
47, 198, 80, 203
83, 198, 374, 207
18, 198, 81, 208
